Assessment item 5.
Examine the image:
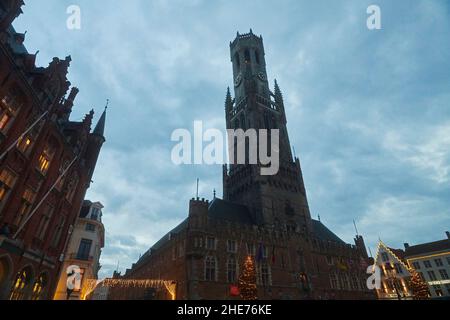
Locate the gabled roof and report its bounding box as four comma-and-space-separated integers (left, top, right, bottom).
373, 241, 411, 272
405, 239, 450, 258
311, 219, 346, 244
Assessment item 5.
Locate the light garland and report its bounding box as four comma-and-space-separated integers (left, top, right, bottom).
81, 279, 177, 300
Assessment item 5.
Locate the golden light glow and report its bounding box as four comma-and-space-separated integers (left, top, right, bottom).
80, 279, 177, 300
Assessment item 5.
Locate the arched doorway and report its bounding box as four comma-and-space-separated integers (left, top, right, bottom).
31, 273, 48, 300
9, 266, 34, 300
0, 255, 13, 299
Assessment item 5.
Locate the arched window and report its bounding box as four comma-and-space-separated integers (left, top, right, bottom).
234, 52, 240, 70
31, 273, 48, 300
204, 256, 216, 281
255, 50, 260, 65
244, 49, 251, 63
9, 267, 33, 300
227, 257, 237, 283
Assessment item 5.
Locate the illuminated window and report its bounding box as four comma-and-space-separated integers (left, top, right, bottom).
37, 145, 56, 175
0, 89, 23, 133
9, 268, 32, 300
204, 256, 216, 281
31, 274, 47, 300
15, 188, 36, 227
227, 257, 237, 283
35, 204, 54, 240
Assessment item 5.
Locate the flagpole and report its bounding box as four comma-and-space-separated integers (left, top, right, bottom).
0, 110, 48, 161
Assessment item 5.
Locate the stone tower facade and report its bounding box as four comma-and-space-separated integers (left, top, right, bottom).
223, 30, 311, 232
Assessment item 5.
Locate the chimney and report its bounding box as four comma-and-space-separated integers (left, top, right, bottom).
446, 231, 450, 240
404, 243, 410, 249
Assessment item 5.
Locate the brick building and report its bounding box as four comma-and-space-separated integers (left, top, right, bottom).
0, 1, 106, 300
121, 31, 374, 300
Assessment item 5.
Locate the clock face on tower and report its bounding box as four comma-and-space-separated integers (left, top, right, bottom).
258, 72, 267, 81
234, 73, 242, 87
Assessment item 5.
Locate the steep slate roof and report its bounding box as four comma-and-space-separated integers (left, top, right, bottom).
6, 26, 28, 55
405, 239, 450, 258
208, 198, 254, 225
136, 200, 349, 266
311, 219, 346, 244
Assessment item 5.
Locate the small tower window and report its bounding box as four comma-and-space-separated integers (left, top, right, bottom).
244, 49, 251, 63
234, 52, 240, 70
255, 50, 260, 65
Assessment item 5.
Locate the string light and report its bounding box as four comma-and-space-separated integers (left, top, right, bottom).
81, 279, 176, 300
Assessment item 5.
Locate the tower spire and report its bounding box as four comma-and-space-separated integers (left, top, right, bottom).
93, 100, 108, 137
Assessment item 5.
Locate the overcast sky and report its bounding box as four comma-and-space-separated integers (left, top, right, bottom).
13, 0, 450, 278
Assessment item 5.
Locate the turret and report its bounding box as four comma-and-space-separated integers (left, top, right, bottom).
84, 106, 107, 183
0, 0, 24, 31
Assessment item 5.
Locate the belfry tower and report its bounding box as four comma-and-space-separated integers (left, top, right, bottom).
223, 30, 312, 233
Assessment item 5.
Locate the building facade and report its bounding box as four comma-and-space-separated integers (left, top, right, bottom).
0, 1, 106, 300
373, 241, 413, 300
53, 200, 105, 300
121, 31, 374, 300
405, 231, 450, 299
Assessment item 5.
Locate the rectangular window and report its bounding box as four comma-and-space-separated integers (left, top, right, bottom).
85, 223, 96, 232
447, 257, 450, 266
51, 215, 66, 248
424, 260, 432, 268
77, 239, 92, 260
434, 258, 443, 267
227, 240, 237, 253
0, 168, 16, 211
37, 145, 56, 175
35, 204, 54, 240
204, 256, 216, 281
15, 188, 36, 227
227, 257, 237, 283
247, 243, 255, 256
412, 262, 421, 270
427, 271, 437, 281
446, 284, 450, 295
0, 89, 23, 133
330, 273, 338, 289
394, 263, 403, 274
259, 263, 271, 286
206, 237, 216, 250
326, 256, 333, 265
433, 285, 443, 297
439, 269, 449, 280
418, 272, 425, 282
381, 252, 389, 262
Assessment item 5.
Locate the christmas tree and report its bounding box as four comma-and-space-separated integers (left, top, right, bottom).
408, 269, 430, 300
238, 255, 258, 300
